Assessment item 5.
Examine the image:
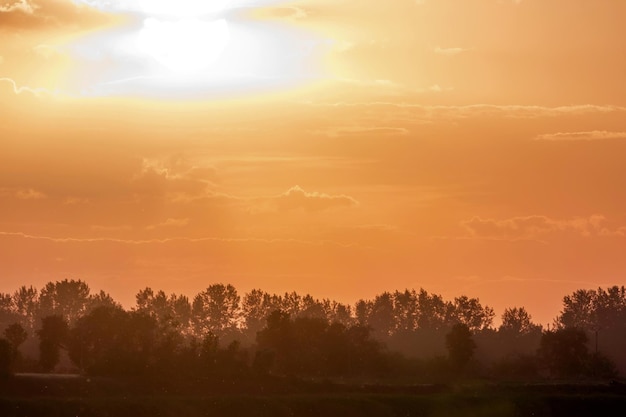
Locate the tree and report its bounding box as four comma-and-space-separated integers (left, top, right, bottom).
445, 323, 476, 371
135, 288, 192, 331
242, 289, 281, 336
4, 323, 27, 357
12, 286, 38, 330
539, 328, 591, 378
452, 296, 494, 331
354, 299, 371, 326
88, 290, 121, 312
0, 295, 20, 340
416, 289, 451, 331
39, 280, 91, 326
322, 299, 353, 326
280, 292, 303, 317
0, 338, 11, 378
37, 315, 69, 372
368, 292, 396, 338
192, 284, 240, 337
299, 294, 326, 319
68, 305, 159, 376
499, 307, 541, 334
557, 289, 597, 330
393, 289, 418, 332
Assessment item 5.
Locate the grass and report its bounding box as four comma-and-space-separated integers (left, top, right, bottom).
1, 374, 625, 417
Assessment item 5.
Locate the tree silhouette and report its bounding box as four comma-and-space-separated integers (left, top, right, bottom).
393, 289, 419, 332
367, 292, 396, 338
416, 289, 451, 331
446, 323, 476, 371
539, 328, 590, 378
135, 288, 191, 332
88, 290, 121, 312
0, 293, 17, 328
0, 338, 11, 378
4, 323, 27, 360
39, 280, 91, 326
192, 284, 240, 337
452, 296, 494, 331
37, 315, 69, 373
12, 286, 38, 330
499, 307, 541, 334
322, 299, 354, 326
68, 305, 159, 376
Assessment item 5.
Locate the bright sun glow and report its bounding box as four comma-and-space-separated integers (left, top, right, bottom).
77, 0, 232, 18
137, 18, 230, 74
135, 0, 231, 18
64, 0, 322, 97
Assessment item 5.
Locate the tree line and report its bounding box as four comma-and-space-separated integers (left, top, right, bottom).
1, 280, 625, 381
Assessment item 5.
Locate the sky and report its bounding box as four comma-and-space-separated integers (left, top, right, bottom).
1, 0, 626, 326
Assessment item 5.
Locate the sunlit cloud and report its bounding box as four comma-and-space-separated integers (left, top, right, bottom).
0, 77, 52, 96
461, 215, 625, 241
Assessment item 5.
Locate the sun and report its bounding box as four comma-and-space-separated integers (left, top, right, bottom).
65, 1, 323, 97
136, 18, 230, 75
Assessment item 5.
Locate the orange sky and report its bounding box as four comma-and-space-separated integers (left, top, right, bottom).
1, 0, 626, 326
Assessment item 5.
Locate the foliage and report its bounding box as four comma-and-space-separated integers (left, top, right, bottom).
0, 338, 11, 378
37, 315, 69, 372
39, 280, 91, 326
557, 286, 626, 331
192, 284, 240, 337
445, 323, 476, 371
538, 328, 589, 378
4, 323, 27, 351
1, 280, 626, 380
499, 307, 541, 334
256, 310, 385, 377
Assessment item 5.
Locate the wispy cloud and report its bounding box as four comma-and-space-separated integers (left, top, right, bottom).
260, 185, 359, 213
535, 131, 626, 141
0, 231, 361, 248
0, 77, 52, 96
433, 46, 469, 56
312, 126, 409, 137
461, 215, 625, 240
145, 218, 190, 231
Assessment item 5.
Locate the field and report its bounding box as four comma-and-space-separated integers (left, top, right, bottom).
1, 374, 626, 417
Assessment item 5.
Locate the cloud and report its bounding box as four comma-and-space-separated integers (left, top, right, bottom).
0, 230, 355, 248
301, 102, 626, 120
0, 0, 110, 30
145, 218, 190, 231
535, 131, 626, 141
0, 187, 47, 200
0, 0, 35, 13
433, 46, 468, 56
266, 186, 359, 212
0, 77, 52, 96
312, 126, 409, 137
130, 157, 217, 200
461, 215, 625, 240
15, 188, 47, 200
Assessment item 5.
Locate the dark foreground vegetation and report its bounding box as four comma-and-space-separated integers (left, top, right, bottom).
1, 373, 626, 417
1, 280, 626, 415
